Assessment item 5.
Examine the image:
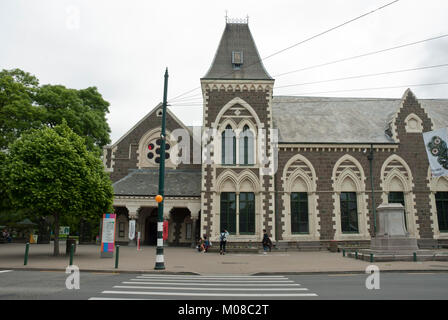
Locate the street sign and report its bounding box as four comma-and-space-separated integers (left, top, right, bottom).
100, 214, 116, 258
60, 226, 70, 236
129, 220, 135, 240
423, 128, 448, 177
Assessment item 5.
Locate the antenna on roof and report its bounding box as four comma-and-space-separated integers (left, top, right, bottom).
246, 14, 249, 24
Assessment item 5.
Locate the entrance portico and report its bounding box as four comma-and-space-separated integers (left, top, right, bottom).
113, 196, 201, 246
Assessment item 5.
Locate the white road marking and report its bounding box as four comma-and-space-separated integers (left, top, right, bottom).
133, 278, 293, 283
122, 281, 301, 286
114, 285, 309, 291
102, 290, 318, 297
88, 297, 161, 300
0, 270, 12, 274
139, 274, 286, 278
136, 275, 287, 280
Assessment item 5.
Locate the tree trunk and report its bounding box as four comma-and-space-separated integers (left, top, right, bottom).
53, 213, 59, 256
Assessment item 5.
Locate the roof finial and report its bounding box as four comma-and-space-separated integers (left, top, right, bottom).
246, 14, 249, 24
225, 10, 228, 23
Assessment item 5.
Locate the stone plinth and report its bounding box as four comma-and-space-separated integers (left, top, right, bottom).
370, 203, 418, 253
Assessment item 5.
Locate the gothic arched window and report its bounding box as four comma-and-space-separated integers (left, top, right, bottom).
239, 125, 254, 165
222, 125, 236, 165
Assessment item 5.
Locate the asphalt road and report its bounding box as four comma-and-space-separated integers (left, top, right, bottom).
0, 270, 447, 300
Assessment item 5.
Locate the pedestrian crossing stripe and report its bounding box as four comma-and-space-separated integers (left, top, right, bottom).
101, 290, 318, 297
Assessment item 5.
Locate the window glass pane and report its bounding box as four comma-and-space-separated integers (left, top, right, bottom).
221, 192, 236, 233
436, 192, 448, 232
291, 192, 309, 233
239, 192, 255, 234
340, 192, 358, 233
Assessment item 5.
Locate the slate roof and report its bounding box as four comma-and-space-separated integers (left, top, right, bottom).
202, 23, 272, 80
272, 96, 448, 143
113, 169, 201, 197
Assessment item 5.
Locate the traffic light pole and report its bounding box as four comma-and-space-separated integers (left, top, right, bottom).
155, 68, 168, 270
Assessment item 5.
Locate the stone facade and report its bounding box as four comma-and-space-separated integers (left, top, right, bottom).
103, 21, 448, 249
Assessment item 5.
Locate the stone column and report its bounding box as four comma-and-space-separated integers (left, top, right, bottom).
126, 205, 140, 246
188, 203, 201, 248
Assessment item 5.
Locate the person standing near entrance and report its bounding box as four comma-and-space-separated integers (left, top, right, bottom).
262, 229, 272, 254
219, 229, 229, 255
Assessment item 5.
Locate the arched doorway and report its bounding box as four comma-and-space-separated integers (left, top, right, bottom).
144, 208, 158, 245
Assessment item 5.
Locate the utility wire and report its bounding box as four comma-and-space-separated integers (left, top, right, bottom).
285, 82, 448, 96
262, 0, 399, 61
274, 63, 448, 89
168, 0, 400, 102
273, 34, 448, 78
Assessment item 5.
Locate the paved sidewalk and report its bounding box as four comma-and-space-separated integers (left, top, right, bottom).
1, 243, 448, 275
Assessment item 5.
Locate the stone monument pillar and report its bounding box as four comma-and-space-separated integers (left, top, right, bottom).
370, 203, 418, 252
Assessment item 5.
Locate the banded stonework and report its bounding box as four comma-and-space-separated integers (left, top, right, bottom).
103, 21, 448, 249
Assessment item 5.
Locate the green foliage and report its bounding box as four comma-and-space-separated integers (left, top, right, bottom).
2, 122, 113, 253
0, 68, 111, 153
0, 69, 43, 150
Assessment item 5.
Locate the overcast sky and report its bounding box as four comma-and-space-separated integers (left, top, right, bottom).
1, 0, 448, 144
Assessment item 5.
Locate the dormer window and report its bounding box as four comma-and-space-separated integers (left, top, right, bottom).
232, 51, 243, 70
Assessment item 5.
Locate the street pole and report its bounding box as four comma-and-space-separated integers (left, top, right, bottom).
368, 144, 377, 235
155, 68, 168, 270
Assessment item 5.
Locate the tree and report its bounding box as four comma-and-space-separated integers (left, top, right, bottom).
0, 68, 111, 154
2, 122, 113, 255
0, 69, 43, 150
36, 84, 111, 155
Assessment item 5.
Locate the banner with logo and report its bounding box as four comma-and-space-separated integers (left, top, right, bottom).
129, 220, 135, 240
423, 128, 448, 177
100, 213, 116, 258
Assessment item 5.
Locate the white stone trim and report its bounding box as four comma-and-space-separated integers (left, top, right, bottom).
380, 154, 419, 238
404, 113, 424, 133
427, 166, 448, 239
281, 154, 320, 241
136, 127, 177, 169
331, 154, 370, 241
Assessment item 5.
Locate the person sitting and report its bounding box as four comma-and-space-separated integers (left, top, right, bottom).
197, 237, 205, 253
203, 236, 212, 252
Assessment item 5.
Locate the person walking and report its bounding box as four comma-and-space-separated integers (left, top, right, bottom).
219, 229, 229, 255
262, 229, 272, 255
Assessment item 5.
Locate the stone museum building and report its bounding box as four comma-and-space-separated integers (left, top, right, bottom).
103, 20, 448, 249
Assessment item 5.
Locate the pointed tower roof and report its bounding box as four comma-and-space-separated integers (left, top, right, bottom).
202, 21, 273, 80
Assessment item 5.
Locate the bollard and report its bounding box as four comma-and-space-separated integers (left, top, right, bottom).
342, 249, 345, 257
370, 253, 374, 263
355, 250, 358, 260
24, 243, 30, 265
413, 252, 417, 262
69, 243, 74, 266
115, 245, 120, 269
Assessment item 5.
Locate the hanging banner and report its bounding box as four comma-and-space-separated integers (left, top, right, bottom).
129, 220, 136, 240
100, 213, 116, 258
423, 128, 448, 177
163, 221, 169, 241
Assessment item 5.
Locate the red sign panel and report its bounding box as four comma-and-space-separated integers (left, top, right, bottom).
163, 221, 168, 240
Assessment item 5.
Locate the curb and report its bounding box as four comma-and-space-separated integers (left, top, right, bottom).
2, 267, 200, 275
3, 266, 448, 275
254, 269, 448, 275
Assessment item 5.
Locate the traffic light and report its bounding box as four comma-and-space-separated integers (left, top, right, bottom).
147, 143, 155, 160
154, 139, 170, 163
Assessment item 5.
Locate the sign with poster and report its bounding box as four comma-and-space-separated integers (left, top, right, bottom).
423, 128, 448, 177
59, 226, 70, 238
129, 220, 135, 240
163, 221, 169, 241
100, 213, 116, 258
